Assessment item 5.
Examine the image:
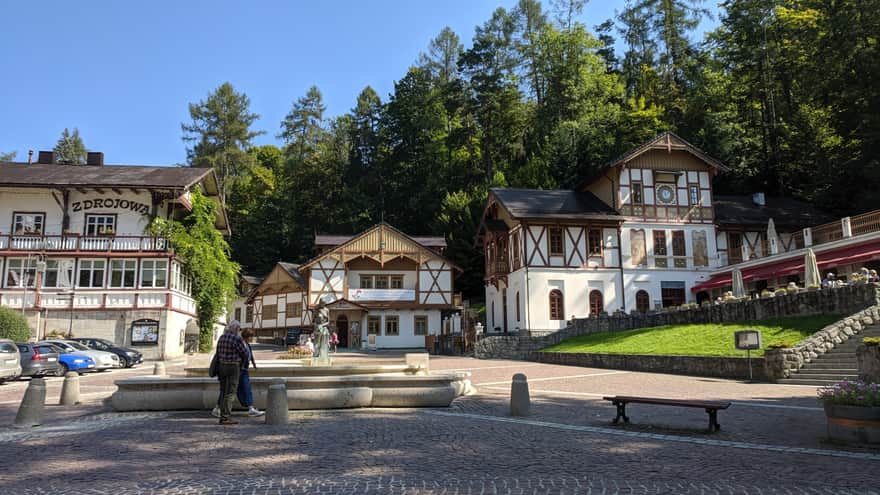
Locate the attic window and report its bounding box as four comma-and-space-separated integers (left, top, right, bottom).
654, 172, 679, 183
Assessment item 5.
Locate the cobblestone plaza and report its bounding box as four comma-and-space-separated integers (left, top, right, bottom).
0, 353, 877, 494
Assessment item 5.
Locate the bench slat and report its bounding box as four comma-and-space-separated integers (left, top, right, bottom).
603, 396, 730, 410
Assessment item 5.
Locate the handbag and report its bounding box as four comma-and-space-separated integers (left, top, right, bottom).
208, 352, 219, 378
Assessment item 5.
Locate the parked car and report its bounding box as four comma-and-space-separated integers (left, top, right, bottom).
0, 339, 21, 383
42, 344, 97, 375
40, 340, 120, 370
69, 338, 143, 368
15, 342, 62, 378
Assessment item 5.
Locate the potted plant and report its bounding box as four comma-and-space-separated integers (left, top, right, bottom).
807, 284, 820, 291
774, 288, 788, 297
760, 289, 774, 299
818, 379, 880, 444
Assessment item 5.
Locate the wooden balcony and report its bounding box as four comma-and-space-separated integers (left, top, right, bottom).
0, 235, 171, 253
486, 259, 510, 278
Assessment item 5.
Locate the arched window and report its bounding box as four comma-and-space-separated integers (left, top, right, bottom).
589, 290, 604, 315
515, 291, 521, 322
635, 290, 650, 313
549, 290, 564, 320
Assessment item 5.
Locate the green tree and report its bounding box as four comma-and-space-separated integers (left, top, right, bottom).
53, 128, 87, 164
182, 82, 263, 199
280, 85, 327, 163
0, 151, 16, 162
419, 27, 464, 85
0, 307, 31, 342
150, 190, 239, 351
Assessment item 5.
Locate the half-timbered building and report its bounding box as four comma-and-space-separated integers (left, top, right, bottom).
241, 223, 462, 349
0, 151, 228, 359
478, 132, 842, 334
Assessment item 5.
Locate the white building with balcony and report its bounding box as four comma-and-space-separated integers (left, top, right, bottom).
0, 151, 228, 359
477, 133, 840, 334
239, 223, 462, 349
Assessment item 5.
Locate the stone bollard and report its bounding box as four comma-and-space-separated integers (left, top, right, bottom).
153, 362, 166, 376
265, 378, 288, 425
14, 377, 47, 428
510, 373, 530, 417
405, 352, 430, 374
59, 372, 80, 406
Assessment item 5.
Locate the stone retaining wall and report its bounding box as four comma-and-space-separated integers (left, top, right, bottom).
763, 305, 879, 380
531, 352, 767, 381
475, 284, 880, 361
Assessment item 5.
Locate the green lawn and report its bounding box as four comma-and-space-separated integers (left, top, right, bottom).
541, 315, 841, 357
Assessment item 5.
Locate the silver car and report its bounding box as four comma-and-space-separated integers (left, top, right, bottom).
0, 339, 21, 382
42, 340, 120, 371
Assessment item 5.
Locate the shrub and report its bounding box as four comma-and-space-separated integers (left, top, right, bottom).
818, 379, 880, 407
774, 288, 787, 295
0, 307, 31, 342
864, 337, 880, 347
761, 289, 774, 298
766, 341, 788, 349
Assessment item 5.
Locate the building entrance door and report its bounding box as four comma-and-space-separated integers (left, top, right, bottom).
335, 315, 349, 348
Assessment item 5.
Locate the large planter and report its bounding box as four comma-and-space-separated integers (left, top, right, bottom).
824, 404, 880, 444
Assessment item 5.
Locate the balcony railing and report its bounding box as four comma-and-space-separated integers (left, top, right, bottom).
0, 235, 170, 253
486, 259, 509, 277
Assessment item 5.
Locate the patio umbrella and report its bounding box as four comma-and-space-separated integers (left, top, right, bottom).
767, 218, 780, 255
732, 268, 745, 298
804, 248, 821, 288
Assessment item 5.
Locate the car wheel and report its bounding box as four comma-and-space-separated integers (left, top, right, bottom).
118, 356, 129, 368
56, 363, 68, 377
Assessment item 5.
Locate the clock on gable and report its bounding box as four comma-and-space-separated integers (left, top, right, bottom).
656, 184, 676, 205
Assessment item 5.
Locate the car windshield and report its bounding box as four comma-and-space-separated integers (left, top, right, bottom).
45, 344, 71, 354
67, 342, 91, 351
0, 343, 16, 353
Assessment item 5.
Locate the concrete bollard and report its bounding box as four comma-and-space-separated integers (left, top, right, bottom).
59, 372, 80, 406
153, 362, 166, 376
510, 373, 530, 417
14, 377, 47, 428
265, 378, 288, 425
405, 352, 430, 374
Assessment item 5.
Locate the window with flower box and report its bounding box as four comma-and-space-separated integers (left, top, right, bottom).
85, 214, 116, 236
12, 212, 45, 235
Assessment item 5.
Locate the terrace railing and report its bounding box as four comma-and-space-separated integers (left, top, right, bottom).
0, 235, 171, 253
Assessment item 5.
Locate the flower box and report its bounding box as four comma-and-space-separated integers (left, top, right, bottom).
824, 404, 880, 444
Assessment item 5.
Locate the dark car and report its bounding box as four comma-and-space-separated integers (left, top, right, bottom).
69, 338, 143, 368
285, 328, 304, 347
16, 343, 62, 378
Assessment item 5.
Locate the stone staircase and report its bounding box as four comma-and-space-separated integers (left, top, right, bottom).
777, 324, 880, 386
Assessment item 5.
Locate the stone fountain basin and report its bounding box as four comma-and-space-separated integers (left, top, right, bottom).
183, 363, 426, 378
111, 372, 474, 411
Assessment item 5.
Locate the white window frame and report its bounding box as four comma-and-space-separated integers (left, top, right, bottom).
384, 315, 399, 336
140, 259, 168, 288
5, 258, 37, 288
77, 259, 106, 288
12, 212, 45, 235
43, 259, 75, 288
85, 214, 117, 236
109, 259, 137, 288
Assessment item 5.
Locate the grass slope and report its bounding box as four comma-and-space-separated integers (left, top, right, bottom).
542, 315, 841, 357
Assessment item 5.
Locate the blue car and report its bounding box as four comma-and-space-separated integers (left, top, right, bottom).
40, 343, 96, 375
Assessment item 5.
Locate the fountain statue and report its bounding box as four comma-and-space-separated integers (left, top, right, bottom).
311, 300, 332, 366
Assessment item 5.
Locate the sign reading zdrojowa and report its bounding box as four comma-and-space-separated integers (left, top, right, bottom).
72, 198, 150, 215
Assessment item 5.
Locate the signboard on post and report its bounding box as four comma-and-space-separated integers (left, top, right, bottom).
131, 319, 159, 345
734, 329, 762, 381
734, 330, 762, 350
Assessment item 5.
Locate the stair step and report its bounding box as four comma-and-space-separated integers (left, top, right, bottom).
776, 378, 839, 387
789, 373, 858, 381
797, 368, 858, 374
803, 363, 858, 369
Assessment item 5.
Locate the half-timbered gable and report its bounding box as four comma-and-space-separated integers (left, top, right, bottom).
300, 223, 462, 350
240, 262, 309, 342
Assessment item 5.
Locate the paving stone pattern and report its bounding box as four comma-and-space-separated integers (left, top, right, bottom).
1, 355, 879, 494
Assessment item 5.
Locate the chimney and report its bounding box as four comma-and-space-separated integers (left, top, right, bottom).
28, 150, 33, 164
752, 192, 766, 206
86, 151, 104, 166
36, 151, 56, 164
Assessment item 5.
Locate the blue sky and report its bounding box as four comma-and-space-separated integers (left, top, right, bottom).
0, 1, 719, 166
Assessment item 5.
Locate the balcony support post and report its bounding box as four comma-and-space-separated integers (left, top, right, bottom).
842, 217, 852, 238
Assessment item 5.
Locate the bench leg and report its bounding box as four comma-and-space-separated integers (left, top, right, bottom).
706, 408, 720, 432
612, 401, 629, 425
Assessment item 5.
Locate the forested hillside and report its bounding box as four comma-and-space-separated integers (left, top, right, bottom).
181, 0, 880, 298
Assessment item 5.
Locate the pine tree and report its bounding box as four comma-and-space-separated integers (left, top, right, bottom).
53, 128, 87, 164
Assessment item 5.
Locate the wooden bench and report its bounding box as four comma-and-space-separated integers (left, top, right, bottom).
603, 396, 731, 432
